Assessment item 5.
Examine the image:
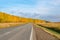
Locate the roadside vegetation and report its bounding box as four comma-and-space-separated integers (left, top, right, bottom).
36, 23, 60, 39
37, 23, 60, 30
0, 23, 24, 28
0, 12, 31, 28
0, 12, 46, 28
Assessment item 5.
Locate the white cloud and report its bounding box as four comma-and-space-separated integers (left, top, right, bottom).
50, 0, 60, 6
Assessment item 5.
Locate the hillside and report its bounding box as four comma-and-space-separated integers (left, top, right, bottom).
0, 12, 47, 28
0, 12, 46, 23
0, 12, 31, 23
0, 12, 20, 23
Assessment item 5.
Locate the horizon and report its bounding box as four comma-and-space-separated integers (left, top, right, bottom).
0, 0, 60, 22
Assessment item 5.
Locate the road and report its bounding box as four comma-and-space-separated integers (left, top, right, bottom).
0, 23, 33, 40
0, 23, 59, 40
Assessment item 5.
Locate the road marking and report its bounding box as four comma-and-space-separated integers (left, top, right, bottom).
8, 24, 32, 40
0, 32, 11, 38
0, 23, 29, 38
30, 27, 33, 40
0, 23, 34, 40
0, 26, 23, 38
30, 27, 37, 40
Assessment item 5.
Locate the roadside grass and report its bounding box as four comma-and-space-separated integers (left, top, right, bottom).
35, 24, 60, 39
37, 23, 60, 30
0, 23, 26, 29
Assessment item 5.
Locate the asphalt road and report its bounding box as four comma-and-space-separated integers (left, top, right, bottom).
0, 23, 59, 40
0, 23, 33, 40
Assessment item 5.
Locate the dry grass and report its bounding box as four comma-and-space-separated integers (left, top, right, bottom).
35, 22, 60, 39
37, 23, 60, 30
0, 23, 26, 29
35, 24, 60, 39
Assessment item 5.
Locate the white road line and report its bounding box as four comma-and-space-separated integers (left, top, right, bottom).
3, 32, 11, 35
30, 27, 37, 40
0, 32, 11, 38
30, 27, 33, 40
0, 23, 28, 38
0, 26, 23, 38
8, 28, 28, 40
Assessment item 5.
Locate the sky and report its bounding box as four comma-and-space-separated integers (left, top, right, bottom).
0, 0, 60, 22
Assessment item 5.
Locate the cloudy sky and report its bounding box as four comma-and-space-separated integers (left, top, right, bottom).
0, 0, 60, 22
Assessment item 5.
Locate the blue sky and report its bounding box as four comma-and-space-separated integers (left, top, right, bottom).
0, 0, 60, 22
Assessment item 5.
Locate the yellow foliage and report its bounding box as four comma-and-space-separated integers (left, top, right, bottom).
0, 12, 33, 23
0, 12, 46, 23
34, 19, 46, 24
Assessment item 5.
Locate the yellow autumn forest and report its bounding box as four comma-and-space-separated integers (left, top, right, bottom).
0, 12, 46, 23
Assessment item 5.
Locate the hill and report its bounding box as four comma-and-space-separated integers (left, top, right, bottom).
0, 12, 32, 23
0, 12, 46, 28
0, 12, 46, 23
